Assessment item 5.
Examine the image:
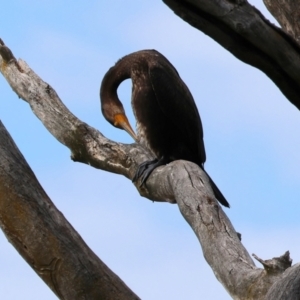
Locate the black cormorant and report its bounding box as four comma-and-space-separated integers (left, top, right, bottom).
100, 50, 229, 207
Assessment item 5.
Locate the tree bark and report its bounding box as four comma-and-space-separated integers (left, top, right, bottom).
263, 0, 300, 44
162, 0, 300, 112
265, 262, 300, 300
0, 121, 140, 299
1, 37, 298, 299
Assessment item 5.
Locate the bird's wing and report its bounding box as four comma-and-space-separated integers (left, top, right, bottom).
148, 59, 206, 164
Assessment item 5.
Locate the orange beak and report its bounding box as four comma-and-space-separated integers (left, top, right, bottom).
114, 113, 137, 141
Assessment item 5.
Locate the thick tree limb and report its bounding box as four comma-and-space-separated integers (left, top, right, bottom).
0, 121, 140, 300
162, 0, 300, 111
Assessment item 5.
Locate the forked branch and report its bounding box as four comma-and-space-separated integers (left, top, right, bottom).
0, 40, 298, 299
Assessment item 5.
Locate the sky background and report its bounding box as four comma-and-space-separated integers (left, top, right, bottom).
0, 1, 300, 299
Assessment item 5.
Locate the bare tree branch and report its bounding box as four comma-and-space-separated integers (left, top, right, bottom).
0, 121, 140, 300
263, 0, 300, 44
0, 41, 297, 298
0, 40, 158, 201
162, 0, 300, 111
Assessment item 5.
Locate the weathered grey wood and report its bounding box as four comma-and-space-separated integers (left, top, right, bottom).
263, 0, 300, 44
168, 161, 292, 300
0, 38, 297, 299
265, 263, 300, 300
162, 0, 300, 111
0, 121, 140, 300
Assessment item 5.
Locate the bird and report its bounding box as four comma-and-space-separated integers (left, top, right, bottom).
100, 49, 229, 207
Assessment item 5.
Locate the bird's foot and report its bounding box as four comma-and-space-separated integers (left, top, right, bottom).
133, 156, 168, 186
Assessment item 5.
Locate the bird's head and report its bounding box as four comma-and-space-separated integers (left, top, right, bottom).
100, 62, 137, 141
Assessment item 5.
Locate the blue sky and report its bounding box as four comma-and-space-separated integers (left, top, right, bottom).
0, 1, 300, 299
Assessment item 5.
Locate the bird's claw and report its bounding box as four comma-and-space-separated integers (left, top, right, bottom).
132, 156, 168, 187
132, 159, 158, 186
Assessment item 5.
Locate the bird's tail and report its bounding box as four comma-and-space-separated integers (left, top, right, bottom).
204, 170, 230, 208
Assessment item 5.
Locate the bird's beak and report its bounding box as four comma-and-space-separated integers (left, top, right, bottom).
120, 120, 137, 141
114, 113, 137, 141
